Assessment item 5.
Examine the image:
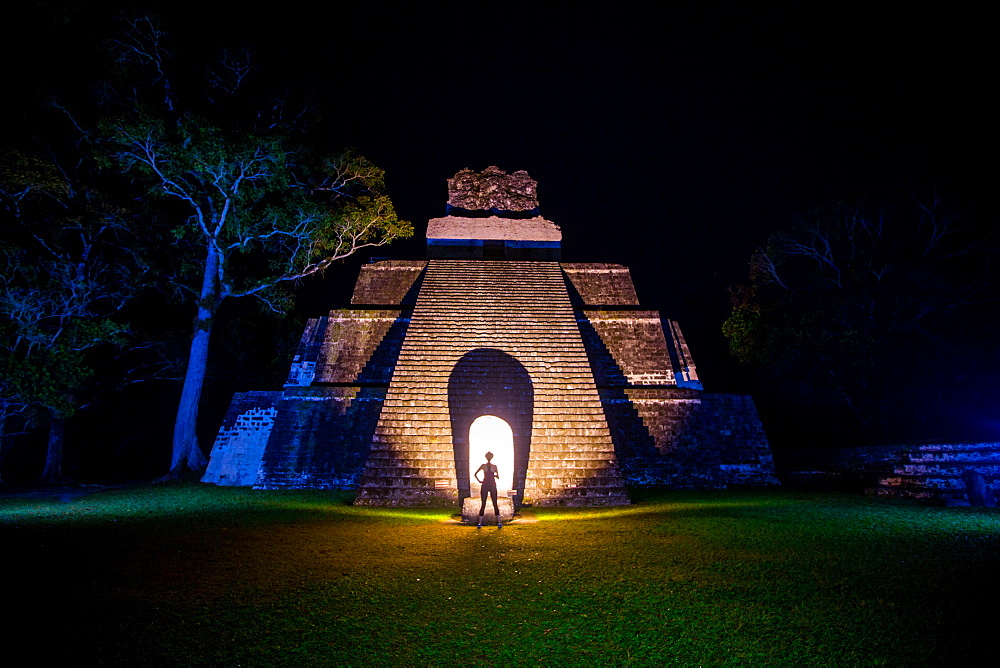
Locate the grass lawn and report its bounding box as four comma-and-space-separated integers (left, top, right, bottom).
2, 484, 997, 666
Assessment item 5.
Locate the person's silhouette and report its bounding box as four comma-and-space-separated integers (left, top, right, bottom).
474, 451, 502, 528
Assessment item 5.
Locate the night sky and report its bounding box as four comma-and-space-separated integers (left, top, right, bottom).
3, 3, 993, 392
302, 7, 986, 390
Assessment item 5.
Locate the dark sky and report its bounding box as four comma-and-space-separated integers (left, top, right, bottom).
4, 3, 991, 388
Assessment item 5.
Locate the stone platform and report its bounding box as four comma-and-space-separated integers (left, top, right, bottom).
462, 496, 515, 523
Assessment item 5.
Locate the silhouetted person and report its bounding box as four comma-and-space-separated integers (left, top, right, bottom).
474, 451, 502, 528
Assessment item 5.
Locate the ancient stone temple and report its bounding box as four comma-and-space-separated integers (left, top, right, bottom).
203, 167, 779, 506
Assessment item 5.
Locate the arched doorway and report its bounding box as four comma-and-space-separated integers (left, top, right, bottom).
468, 415, 514, 495
448, 348, 533, 505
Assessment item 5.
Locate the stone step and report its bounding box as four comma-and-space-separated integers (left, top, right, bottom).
878, 463, 1000, 475
358, 259, 628, 506
866, 443, 1000, 502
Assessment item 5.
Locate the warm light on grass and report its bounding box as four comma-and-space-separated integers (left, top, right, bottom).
533, 498, 785, 521
3, 484, 998, 664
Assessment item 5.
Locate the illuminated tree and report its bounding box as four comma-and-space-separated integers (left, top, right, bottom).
99, 17, 412, 476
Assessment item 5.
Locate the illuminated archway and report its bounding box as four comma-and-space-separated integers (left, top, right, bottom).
448, 348, 533, 505
468, 415, 514, 494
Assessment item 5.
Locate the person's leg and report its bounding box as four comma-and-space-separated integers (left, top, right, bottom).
478, 486, 488, 526
490, 488, 501, 526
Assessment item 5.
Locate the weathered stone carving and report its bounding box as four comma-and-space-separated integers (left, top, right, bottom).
448, 166, 539, 212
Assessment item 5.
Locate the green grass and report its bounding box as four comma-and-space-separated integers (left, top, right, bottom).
3, 485, 998, 666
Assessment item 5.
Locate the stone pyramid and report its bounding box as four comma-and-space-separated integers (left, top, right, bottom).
203, 167, 779, 505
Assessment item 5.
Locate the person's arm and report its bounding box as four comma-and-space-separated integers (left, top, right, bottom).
474, 464, 485, 483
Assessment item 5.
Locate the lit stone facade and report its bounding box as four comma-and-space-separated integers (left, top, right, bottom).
203, 168, 779, 504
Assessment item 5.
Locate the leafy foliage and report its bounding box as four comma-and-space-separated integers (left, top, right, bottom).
100, 114, 410, 305
0, 148, 138, 477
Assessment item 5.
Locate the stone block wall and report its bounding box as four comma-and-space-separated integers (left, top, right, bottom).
285, 318, 326, 387
204, 383, 392, 489
782, 444, 1000, 504
203, 392, 282, 485
254, 386, 388, 489
650, 391, 778, 486
583, 310, 676, 386
599, 387, 779, 487
204, 261, 423, 489
313, 310, 407, 384
251, 262, 422, 487
562, 263, 640, 306
868, 443, 1000, 503
564, 262, 777, 488
350, 260, 425, 305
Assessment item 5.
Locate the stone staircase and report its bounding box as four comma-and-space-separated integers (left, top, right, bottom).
355, 259, 629, 506
870, 442, 1000, 503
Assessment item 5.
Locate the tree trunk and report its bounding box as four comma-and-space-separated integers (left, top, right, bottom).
0, 415, 8, 487
40, 414, 65, 483
168, 248, 220, 477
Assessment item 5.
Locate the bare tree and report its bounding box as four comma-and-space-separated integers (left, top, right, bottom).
724, 195, 996, 442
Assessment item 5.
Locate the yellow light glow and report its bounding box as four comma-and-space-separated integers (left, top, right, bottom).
468, 415, 514, 496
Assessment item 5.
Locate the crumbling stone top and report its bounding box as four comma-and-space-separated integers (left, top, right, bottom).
427, 215, 561, 242
448, 166, 538, 213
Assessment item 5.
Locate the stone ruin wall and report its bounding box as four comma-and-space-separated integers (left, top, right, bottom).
285, 317, 325, 387
313, 310, 405, 384
583, 310, 677, 386
350, 260, 426, 305
204, 383, 390, 490
786, 443, 1000, 504
205, 256, 780, 493
254, 262, 428, 487
562, 263, 640, 306
872, 443, 1000, 503
204, 262, 427, 489
631, 390, 777, 487
564, 262, 779, 488
252, 386, 386, 489
203, 394, 281, 486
